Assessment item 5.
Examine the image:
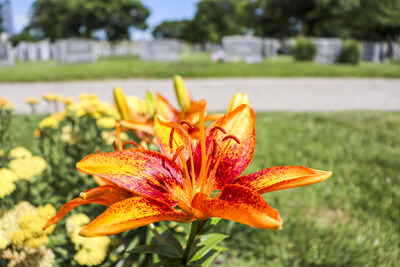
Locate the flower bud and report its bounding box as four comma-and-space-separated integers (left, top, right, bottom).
227, 93, 249, 113
173, 75, 191, 111
113, 87, 134, 121
145, 90, 155, 118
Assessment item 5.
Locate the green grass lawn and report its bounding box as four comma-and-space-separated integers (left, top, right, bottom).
1, 54, 399, 82
10, 112, 399, 266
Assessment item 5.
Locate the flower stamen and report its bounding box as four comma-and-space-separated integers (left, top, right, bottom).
180, 120, 194, 130
210, 126, 227, 135
123, 141, 139, 149
222, 134, 241, 144
172, 145, 185, 162
169, 124, 176, 149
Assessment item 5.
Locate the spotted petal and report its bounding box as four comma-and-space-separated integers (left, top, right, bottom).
80, 196, 195, 237
191, 184, 282, 229
43, 185, 133, 230
234, 166, 332, 194
77, 149, 186, 206
194, 104, 256, 189
154, 115, 194, 165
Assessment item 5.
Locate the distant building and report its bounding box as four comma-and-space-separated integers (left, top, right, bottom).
1, 0, 14, 38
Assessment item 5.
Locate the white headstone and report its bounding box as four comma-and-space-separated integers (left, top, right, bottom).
314, 38, 342, 64
54, 38, 97, 63
263, 38, 279, 59
0, 42, 14, 67
140, 39, 180, 62
222, 36, 263, 63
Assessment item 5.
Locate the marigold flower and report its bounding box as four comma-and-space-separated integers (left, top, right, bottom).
26, 97, 40, 105
9, 146, 32, 159
0, 168, 18, 198
44, 99, 331, 237
66, 213, 110, 266
9, 156, 47, 181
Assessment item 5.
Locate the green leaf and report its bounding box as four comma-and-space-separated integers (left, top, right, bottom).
160, 229, 184, 254
190, 233, 228, 262
127, 244, 182, 258
190, 246, 227, 267
199, 218, 222, 235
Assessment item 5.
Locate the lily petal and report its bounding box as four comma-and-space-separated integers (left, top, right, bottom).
80, 196, 195, 237
43, 185, 132, 230
120, 120, 155, 135
234, 166, 332, 194
191, 184, 282, 229
194, 104, 256, 189
155, 93, 179, 122
154, 115, 194, 164
77, 149, 186, 206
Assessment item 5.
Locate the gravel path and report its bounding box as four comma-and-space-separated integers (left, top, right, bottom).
1, 78, 400, 113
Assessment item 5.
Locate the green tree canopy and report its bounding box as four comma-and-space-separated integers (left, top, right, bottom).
29, 0, 150, 41
152, 20, 188, 39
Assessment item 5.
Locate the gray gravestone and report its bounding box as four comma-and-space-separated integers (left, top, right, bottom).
37, 40, 51, 61
314, 38, 342, 64
140, 39, 180, 62
54, 38, 97, 63
263, 38, 279, 59
16, 42, 39, 62
389, 43, 400, 59
363, 42, 388, 63
0, 42, 14, 67
222, 36, 263, 63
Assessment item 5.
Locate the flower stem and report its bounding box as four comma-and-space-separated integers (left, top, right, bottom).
148, 223, 166, 244
182, 220, 200, 265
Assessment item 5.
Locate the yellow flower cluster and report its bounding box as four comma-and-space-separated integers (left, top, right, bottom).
60, 125, 83, 144
0, 97, 14, 111
68, 93, 119, 120
101, 131, 129, 145
127, 95, 149, 116
0, 168, 18, 199
0, 202, 55, 250
66, 213, 111, 266
9, 146, 32, 159
8, 151, 47, 181
96, 117, 117, 129
38, 113, 65, 129
1, 247, 55, 267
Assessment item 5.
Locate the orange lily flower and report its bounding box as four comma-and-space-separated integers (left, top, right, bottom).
44, 99, 331, 237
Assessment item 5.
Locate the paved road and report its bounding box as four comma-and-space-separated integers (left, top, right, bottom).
1, 78, 400, 113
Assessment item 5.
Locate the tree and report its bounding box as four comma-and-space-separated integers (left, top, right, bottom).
184, 0, 249, 44
29, 0, 150, 41
152, 20, 188, 39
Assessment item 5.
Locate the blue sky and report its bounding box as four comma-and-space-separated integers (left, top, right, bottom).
11, 0, 199, 39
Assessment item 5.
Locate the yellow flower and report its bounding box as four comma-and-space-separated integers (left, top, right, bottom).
66, 213, 110, 266
9, 146, 32, 159
97, 117, 116, 128
38, 113, 64, 129
9, 156, 47, 181
0, 168, 18, 198
0, 235, 8, 249
8, 203, 55, 249
42, 93, 56, 102
78, 93, 90, 101
0, 98, 14, 110
101, 131, 128, 146
0, 149, 4, 156
61, 97, 75, 105
26, 97, 40, 105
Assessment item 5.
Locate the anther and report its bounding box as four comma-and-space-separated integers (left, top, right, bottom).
169, 124, 175, 149
123, 141, 139, 149
172, 145, 185, 162
112, 141, 118, 151
96, 149, 100, 154
180, 120, 194, 130
210, 126, 227, 134
222, 134, 241, 144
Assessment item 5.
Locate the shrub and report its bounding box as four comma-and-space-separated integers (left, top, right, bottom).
294, 37, 317, 61
340, 39, 362, 65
